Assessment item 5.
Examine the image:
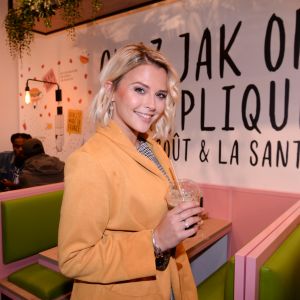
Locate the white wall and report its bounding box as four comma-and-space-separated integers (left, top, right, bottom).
0, 1, 19, 151
15, 0, 300, 193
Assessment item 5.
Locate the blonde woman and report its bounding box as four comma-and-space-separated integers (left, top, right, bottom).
58, 43, 201, 300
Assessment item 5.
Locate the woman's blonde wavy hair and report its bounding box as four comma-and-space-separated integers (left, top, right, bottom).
90, 43, 179, 141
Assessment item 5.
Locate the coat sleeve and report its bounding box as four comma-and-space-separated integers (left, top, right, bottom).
58, 151, 157, 283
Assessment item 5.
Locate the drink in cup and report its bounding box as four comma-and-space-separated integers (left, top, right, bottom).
166, 186, 199, 209
166, 179, 202, 235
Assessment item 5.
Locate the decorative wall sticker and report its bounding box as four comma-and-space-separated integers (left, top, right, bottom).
67, 109, 83, 135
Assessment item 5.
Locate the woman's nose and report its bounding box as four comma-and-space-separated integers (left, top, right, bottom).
144, 95, 156, 110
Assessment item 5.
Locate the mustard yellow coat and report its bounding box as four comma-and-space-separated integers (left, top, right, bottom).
58, 121, 197, 300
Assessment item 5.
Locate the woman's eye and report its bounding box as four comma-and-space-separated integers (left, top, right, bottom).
156, 92, 167, 100
134, 87, 145, 94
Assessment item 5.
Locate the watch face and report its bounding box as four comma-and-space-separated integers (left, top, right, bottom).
155, 252, 171, 271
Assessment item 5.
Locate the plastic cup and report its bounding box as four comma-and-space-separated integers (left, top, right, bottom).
166, 186, 199, 209
166, 179, 202, 236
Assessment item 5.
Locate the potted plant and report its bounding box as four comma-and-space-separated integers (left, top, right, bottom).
5, 0, 102, 59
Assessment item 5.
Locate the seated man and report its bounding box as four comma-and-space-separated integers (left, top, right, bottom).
19, 138, 65, 188
0, 133, 32, 191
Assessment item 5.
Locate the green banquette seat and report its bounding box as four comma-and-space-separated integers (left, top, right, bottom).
259, 224, 300, 300
1, 190, 73, 299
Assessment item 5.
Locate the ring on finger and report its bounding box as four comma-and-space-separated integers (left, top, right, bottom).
184, 220, 189, 229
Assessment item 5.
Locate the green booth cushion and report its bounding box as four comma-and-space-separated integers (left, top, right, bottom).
1, 190, 63, 264
259, 224, 300, 300
8, 263, 73, 300
197, 257, 234, 300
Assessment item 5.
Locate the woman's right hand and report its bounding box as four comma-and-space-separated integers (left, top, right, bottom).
153, 201, 203, 251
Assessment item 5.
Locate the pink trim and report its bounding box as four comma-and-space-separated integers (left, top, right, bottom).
234, 200, 300, 300
38, 247, 60, 272
38, 258, 60, 273
0, 255, 38, 279
0, 287, 24, 300
244, 202, 300, 300
0, 182, 64, 201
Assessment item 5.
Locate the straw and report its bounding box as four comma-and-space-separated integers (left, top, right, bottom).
169, 160, 185, 200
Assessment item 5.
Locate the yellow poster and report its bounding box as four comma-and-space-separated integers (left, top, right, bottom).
67, 109, 82, 134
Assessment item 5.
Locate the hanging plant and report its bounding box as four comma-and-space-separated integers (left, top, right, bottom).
4, 0, 102, 59
60, 0, 81, 39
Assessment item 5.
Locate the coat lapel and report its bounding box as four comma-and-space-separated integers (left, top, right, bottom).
96, 121, 171, 183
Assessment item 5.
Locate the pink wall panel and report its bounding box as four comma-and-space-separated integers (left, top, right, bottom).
198, 183, 299, 254
230, 188, 299, 254
198, 184, 232, 220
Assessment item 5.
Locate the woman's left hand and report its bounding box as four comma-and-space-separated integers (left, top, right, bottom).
153, 201, 203, 251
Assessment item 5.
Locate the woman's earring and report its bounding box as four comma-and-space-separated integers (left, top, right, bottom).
108, 101, 114, 118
